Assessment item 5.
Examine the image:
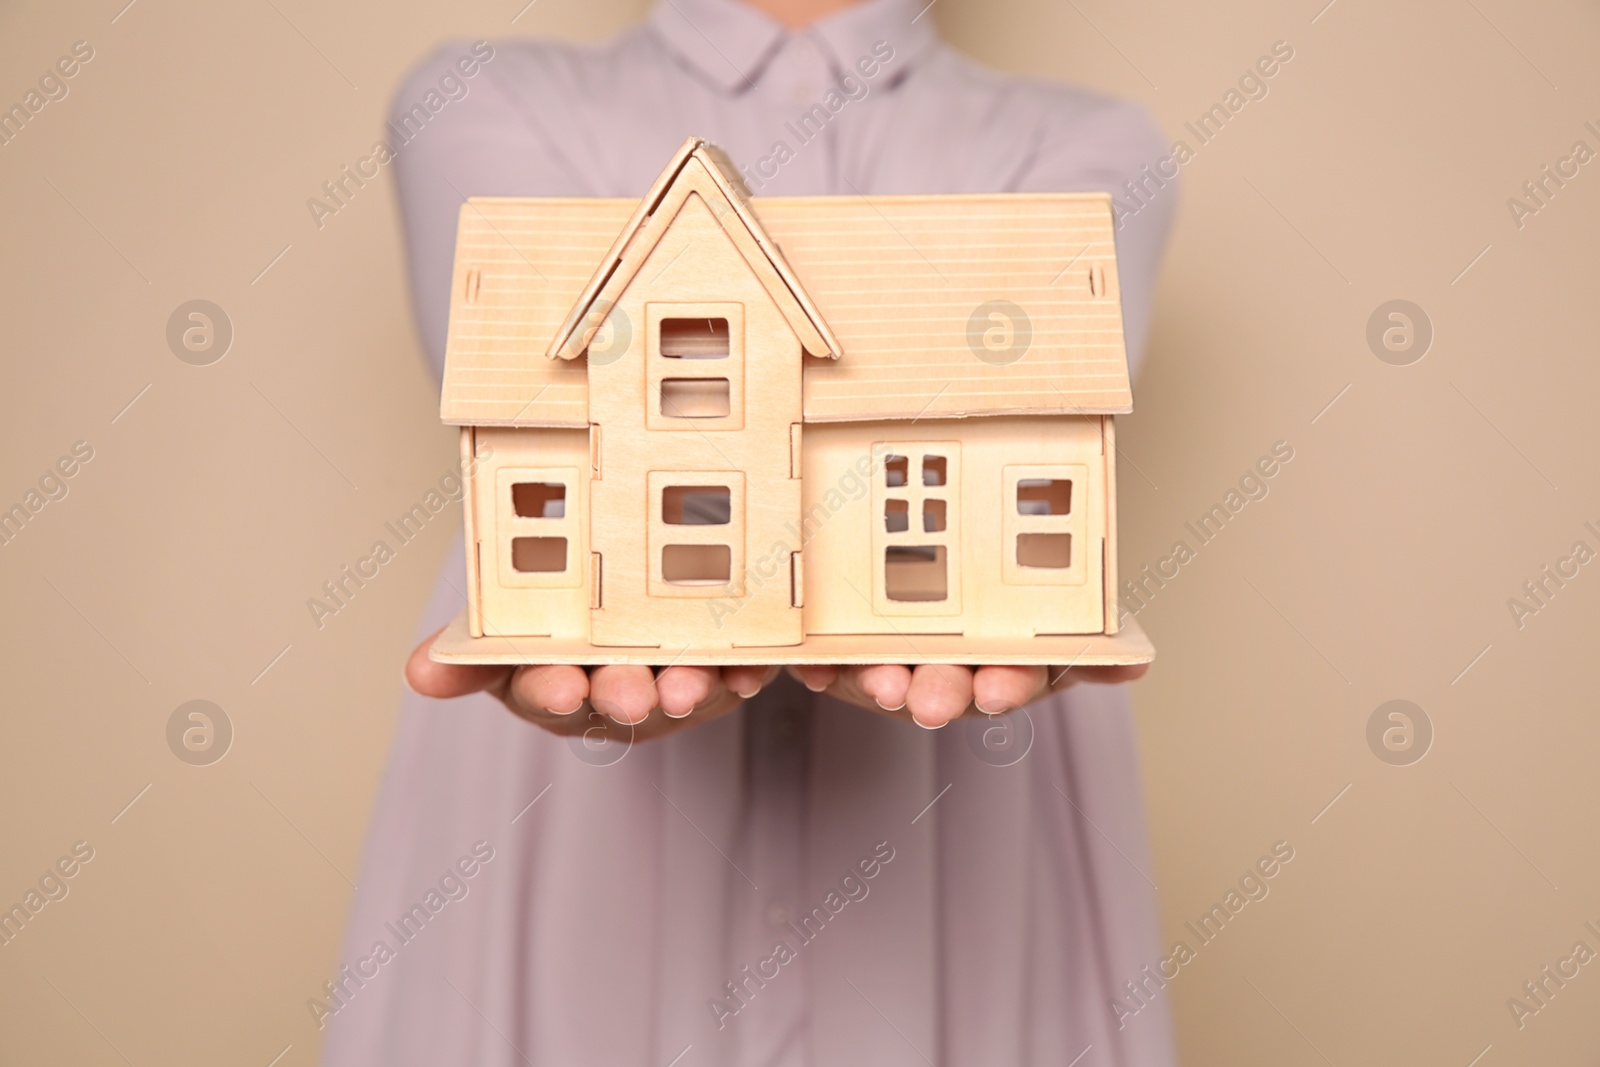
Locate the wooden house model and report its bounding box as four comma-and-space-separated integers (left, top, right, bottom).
430, 138, 1152, 667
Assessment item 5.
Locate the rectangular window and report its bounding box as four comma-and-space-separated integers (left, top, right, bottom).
660, 318, 730, 359
663, 485, 731, 525
495, 467, 583, 589
647, 471, 745, 598
646, 303, 744, 430
1016, 533, 1071, 569
885, 545, 948, 602
872, 442, 960, 615
1017, 478, 1071, 516
511, 481, 566, 518
662, 544, 732, 584
512, 536, 568, 573
660, 378, 731, 419
1002, 465, 1087, 587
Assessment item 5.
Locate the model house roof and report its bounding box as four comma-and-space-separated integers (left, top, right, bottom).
546, 139, 841, 365
440, 144, 1132, 427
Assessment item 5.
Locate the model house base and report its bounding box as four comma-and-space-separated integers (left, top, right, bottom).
429, 611, 1153, 668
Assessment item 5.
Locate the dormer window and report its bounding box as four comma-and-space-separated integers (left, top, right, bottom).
646, 303, 744, 430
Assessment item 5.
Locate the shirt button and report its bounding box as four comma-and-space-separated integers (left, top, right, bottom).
767, 901, 795, 928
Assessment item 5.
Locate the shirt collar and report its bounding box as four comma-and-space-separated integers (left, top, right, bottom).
648, 0, 939, 94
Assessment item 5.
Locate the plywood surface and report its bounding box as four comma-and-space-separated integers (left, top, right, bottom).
440, 193, 1130, 425
428, 609, 1154, 667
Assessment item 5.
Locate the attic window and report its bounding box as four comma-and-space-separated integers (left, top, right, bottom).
660, 318, 730, 359
660, 378, 731, 418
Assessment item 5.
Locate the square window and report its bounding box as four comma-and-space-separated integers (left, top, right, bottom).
922, 455, 947, 486
511, 481, 565, 518
660, 318, 730, 359
1017, 478, 1071, 516
663, 485, 731, 525
923, 499, 946, 533
885, 499, 909, 533
660, 378, 731, 418
662, 544, 732, 584
1017, 533, 1071, 569
885, 455, 909, 487
511, 536, 567, 573
885, 545, 947, 602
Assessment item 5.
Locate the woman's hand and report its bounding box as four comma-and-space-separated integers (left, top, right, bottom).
406, 629, 1148, 738
784, 662, 1149, 730
405, 627, 777, 742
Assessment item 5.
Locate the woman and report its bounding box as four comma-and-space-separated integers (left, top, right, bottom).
323, 0, 1178, 1063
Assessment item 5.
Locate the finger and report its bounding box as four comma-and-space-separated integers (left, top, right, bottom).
788, 664, 839, 693
905, 663, 974, 729
722, 664, 777, 700
405, 629, 511, 699
973, 665, 1048, 714
656, 665, 719, 719
589, 664, 658, 725
507, 663, 590, 716
850, 664, 913, 712
1048, 662, 1151, 691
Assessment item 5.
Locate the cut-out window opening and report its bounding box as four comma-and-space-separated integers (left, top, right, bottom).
660, 378, 731, 419
1017, 533, 1071, 569
885, 499, 909, 533
922, 455, 947, 487
885, 545, 948, 602
660, 318, 730, 359
885, 455, 909, 487
1017, 478, 1071, 516
923, 499, 947, 533
512, 536, 567, 573
663, 485, 731, 525
662, 543, 732, 584
511, 481, 566, 519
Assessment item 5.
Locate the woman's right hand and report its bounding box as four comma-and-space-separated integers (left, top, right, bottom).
404, 627, 778, 742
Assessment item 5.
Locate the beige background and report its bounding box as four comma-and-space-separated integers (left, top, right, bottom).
2, 0, 1597, 1063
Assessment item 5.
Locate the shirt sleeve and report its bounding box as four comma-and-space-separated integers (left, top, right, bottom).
388, 40, 594, 381
1011, 94, 1177, 379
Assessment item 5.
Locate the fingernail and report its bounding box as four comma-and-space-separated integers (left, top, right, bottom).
874, 697, 907, 712
803, 680, 827, 693
734, 686, 760, 700
975, 700, 1012, 715
592, 698, 632, 724
912, 715, 944, 731
664, 703, 695, 720
553, 700, 585, 715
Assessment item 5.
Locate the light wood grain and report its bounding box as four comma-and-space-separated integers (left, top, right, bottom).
431, 609, 1154, 667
